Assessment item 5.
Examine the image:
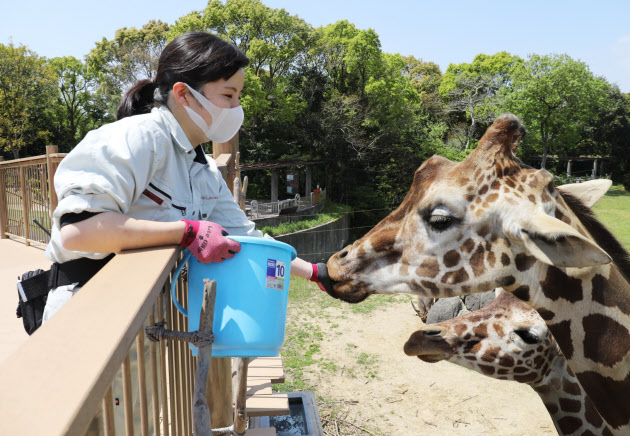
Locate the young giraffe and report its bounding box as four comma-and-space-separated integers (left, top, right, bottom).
405, 291, 611, 435
325, 114, 630, 433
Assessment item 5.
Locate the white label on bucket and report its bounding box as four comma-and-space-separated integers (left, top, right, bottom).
266, 259, 286, 290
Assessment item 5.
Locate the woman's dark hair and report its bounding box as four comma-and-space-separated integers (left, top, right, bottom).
116, 32, 249, 120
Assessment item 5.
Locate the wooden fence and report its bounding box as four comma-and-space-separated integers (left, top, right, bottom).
0, 246, 198, 435
0, 146, 66, 246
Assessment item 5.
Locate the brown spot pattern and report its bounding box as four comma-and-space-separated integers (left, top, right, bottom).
478, 364, 495, 375
481, 346, 501, 363
486, 250, 496, 267
583, 314, 630, 367
584, 398, 604, 428
470, 245, 486, 277
591, 273, 630, 315
514, 373, 538, 383
562, 378, 582, 396
477, 224, 490, 238
499, 354, 515, 367
544, 403, 559, 414
420, 280, 440, 296
460, 239, 475, 254
441, 268, 469, 285
497, 276, 516, 287
501, 253, 510, 266
417, 257, 440, 278
559, 398, 582, 413
578, 370, 630, 428
512, 285, 530, 301
558, 417, 582, 434
542, 266, 583, 302
493, 323, 504, 337
515, 253, 536, 272
443, 250, 461, 268
537, 308, 556, 321
548, 320, 574, 360
473, 324, 487, 338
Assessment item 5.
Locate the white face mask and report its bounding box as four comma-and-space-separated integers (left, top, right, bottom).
183, 83, 244, 143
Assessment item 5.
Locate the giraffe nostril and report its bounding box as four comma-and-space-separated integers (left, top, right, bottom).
339, 250, 348, 259
422, 330, 442, 337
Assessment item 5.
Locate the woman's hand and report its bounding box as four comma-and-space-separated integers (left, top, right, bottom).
179, 219, 241, 263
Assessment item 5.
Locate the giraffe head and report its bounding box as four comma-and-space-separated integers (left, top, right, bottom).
404, 291, 556, 385
326, 114, 612, 303
404, 291, 612, 435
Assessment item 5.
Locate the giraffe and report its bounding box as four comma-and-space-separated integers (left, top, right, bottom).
405, 291, 612, 435
325, 114, 630, 433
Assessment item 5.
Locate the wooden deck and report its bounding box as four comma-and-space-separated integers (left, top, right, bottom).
0, 238, 49, 365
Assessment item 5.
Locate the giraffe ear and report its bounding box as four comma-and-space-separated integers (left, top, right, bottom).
557, 179, 612, 208
518, 211, 612, 268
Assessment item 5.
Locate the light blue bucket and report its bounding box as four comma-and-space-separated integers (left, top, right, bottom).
171, 236, 297, 358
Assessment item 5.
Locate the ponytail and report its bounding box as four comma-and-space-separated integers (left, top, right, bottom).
116, 79, 158, 120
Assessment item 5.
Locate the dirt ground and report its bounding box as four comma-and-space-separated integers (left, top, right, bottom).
288, 297, 557, 436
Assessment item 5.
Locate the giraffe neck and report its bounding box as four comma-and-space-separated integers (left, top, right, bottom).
524, 263, 630, 433
531, 344, 612, 435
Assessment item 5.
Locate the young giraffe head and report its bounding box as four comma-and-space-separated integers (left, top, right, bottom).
404, 291, 611, 435
405, 292, 553, 383
326, 113, 611, 303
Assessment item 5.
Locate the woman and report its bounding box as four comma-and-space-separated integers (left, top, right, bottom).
42, 32, 331, 323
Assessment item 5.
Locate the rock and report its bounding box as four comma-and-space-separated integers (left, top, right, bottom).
462, 290, 496, 312
425, 290, 497, 324
425, 297, 463, 324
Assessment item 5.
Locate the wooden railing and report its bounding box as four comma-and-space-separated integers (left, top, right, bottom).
0, 246, 191, 435
0, 146, 67, 246
248, 188, 327, 219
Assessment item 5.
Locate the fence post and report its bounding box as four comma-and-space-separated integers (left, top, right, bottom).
46, 145, 59, 217
208, 135, 237, 431
0, 157, 6, 239
19, 166, 30, 246
213, 134, 238, 194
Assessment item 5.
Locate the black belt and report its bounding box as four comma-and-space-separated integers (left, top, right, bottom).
17, 254, 115, 302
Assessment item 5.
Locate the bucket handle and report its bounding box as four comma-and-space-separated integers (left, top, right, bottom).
171, 249, 193, 317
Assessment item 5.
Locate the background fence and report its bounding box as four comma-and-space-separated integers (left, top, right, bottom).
0, 146, 65, 246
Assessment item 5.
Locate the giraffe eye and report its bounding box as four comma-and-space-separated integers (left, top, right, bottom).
427, 215, 454, 232
514, 329, 539, 345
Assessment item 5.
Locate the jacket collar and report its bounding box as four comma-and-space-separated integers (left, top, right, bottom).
156, 106, 195, 155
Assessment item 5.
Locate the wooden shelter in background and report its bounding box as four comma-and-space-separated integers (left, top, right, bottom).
240, 159, 325, 202
530, 155, 611, 179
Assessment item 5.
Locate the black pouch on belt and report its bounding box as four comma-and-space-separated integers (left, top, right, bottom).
16, 254, 115, 335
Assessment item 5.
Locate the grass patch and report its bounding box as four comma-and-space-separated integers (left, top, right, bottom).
260, 201, 351, 236
592, 185, 630, 251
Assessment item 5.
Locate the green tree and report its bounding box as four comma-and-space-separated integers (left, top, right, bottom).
313, 20, 382, 97
579, 84, 630, 186
402, 56, 443, 120
86, 20, 169, 112
503, 53, 607, 168
0, 42, 56, 158
440, 52, 522, 150
48, 56, 108, 148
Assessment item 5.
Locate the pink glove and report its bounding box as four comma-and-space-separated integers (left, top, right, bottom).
179, 219, 241, 264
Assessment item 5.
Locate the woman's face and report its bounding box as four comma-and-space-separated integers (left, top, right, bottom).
193, 68, 245, 126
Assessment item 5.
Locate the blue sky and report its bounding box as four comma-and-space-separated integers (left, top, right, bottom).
2, 0, 629, 92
